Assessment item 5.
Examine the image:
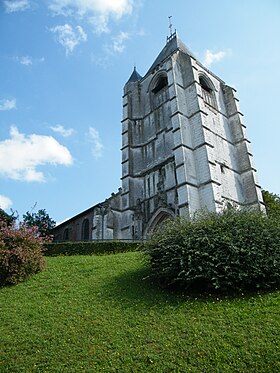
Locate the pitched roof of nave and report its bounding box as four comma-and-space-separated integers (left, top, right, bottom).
146, 32, 196, 76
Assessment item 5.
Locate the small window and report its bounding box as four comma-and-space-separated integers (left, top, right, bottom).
152, 76, 168, 94
81, 219, 90, 241
199, 76, 217, 109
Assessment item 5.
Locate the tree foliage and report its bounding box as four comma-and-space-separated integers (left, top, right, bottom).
144, 208, 280, 293
262, 190, 280, 219
23, 209, 56, 239
0, 209, 16, 226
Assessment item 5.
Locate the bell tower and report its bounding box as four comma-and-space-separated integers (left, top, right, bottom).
120, 32, 264, 240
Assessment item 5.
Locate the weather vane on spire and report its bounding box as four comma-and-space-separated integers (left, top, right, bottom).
168, 16, 173, 36
167, 16, 176, 43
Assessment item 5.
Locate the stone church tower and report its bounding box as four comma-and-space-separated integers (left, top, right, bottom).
53, 32, 264, 242
120, 32, 263, 240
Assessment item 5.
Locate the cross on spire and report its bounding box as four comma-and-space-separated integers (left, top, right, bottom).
166, 16, 176, 43
168, 16, 173, 36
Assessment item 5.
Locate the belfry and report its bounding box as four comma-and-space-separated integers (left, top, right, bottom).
53, 32, 264, 242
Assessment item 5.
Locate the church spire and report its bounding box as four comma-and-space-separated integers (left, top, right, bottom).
126, 66, 142, 83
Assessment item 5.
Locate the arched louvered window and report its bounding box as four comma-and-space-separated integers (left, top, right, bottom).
199, 76, 217, 109
151, 73, 169, 108
152, 75, 168, 93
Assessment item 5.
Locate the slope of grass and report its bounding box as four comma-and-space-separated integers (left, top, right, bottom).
0, 252, 279, 372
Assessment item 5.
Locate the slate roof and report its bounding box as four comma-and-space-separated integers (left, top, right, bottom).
146, 32, 196, 76
127, 66, 142, 83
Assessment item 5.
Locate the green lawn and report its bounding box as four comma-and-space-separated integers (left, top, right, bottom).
0, 252, 279, 372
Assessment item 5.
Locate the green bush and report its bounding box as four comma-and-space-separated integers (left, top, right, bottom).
144, 208, 280, 293
0, 221, 46, 286
44, 241, 142, 257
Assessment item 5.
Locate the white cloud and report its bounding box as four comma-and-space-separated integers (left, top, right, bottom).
203, 49, 227, 67
16, 56, 45, 66
4, 0, 30, 13
0, 126, 73, 182
19, 56, 33, 66
50, 124, 75, 137
50, 24, 87, 55
0, 99, 16, 111
111, 31, 129, 53
89, 14, 110, 34
87, 127, 103, 159
49, 0, 133, 34
49, 0, 133, 18
0, 195, 13, 211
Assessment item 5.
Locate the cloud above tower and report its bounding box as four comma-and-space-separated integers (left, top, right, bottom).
48, 0, 133, 18
48, 0, 133, 34
50, 24, 87, 55
3, 0, 31, 13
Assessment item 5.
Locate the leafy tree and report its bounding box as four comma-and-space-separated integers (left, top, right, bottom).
0, 209, 16, 226
262, 190, 280, 219
23, 209, 56, 239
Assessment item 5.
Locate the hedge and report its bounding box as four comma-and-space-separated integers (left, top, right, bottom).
44, 241, 142, 257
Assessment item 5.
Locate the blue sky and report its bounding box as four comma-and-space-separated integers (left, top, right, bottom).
0, 0, 279, 224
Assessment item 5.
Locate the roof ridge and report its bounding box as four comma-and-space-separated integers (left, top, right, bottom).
145, 34, 196, 76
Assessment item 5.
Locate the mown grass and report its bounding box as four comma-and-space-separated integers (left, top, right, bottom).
0, 252, 279, 372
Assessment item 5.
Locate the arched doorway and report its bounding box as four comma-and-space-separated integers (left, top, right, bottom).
144, 208, 175, 237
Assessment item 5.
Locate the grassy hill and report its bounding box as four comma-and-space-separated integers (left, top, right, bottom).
0, 251, 279, 372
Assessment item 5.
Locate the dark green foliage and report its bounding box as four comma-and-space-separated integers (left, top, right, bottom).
0, 209, 16, 226
44, 240, 142, 256
262, 190, 280, 219
0, 222, 46, 286
23, 209, 56, 239
144, 208, 280, 293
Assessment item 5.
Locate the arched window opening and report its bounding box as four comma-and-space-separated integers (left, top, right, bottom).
199, 76, 217, 109
81, 218, 90, 241
151, 74, 169, 109
63, 228, 69, 241
152, 76, 168, 94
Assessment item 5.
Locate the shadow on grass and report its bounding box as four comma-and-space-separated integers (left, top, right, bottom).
97, 265, 186, 309
97, 261, 279, 311
95, 263, 230, 311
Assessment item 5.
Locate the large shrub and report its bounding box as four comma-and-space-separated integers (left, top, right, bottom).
144, 208, 280, 293
0, 220, 46, 286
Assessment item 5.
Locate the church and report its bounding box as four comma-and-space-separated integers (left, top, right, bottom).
53, 32, 264, 242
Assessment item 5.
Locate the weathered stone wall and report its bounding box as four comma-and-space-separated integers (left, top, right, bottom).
120, 34, 264, 239
53, 34, 264, 242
